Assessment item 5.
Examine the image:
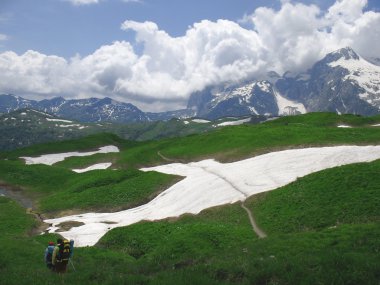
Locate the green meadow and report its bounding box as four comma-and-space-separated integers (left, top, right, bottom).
0, 112, 380, 284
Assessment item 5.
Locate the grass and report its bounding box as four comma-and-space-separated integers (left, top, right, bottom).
39, 169, 177, 214
0, 193, 379, 284
247, 160, 380, 234
0, 112, 380, 284
0, 160, 177, 216
0, 133, 130, 160
115, 113, 380, 167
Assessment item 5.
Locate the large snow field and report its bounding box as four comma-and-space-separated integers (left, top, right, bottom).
21, 146, 119, 166
44, 145, 380, 247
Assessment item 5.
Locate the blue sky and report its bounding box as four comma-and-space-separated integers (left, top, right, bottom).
0, 0, 379, 111
2, 0, 374, 58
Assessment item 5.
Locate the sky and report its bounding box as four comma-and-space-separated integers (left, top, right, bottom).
0, 0, 379, 112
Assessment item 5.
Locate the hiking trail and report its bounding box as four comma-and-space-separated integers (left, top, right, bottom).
157, 151, 175, 162
197, 166, 268, 239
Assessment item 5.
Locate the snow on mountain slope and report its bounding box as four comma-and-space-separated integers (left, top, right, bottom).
211, 82, 256, 106
216, 117, 251, 127
45, 145, 380, 247
328, 53, 380, 108
46, 118, 73, 123
274, 90, 306, 115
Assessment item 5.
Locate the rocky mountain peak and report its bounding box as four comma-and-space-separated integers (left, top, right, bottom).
323, 47, 360, 64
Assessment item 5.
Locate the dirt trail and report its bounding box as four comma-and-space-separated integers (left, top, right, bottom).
241, 202, 267, 238
197, 166, 267, 239
157, 151, 176, 162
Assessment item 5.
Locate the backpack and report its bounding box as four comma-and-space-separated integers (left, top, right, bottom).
57, 240, 71, 262
46, 246, 55, 263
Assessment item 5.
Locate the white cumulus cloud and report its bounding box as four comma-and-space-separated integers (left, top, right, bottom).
0, 0, 379, 112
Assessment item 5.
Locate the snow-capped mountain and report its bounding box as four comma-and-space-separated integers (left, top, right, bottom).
1, 47, 379, 122
189, 47, 380, 119
276, 47, 380, 116
0, 95, 149, 123
0, 109, 103, 151
188, 80, 306, 120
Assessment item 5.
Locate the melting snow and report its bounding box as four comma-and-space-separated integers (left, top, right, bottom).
274, 90, 306, 115
46, 118, 73, 123
217, 118, 251, 127
55, 124, 87, 129
192, 119, 210, 123
72, 163, 113, 173
337, 125, 353, 128
30, 109, 53, 117
372, 124, 380, 127
21, 146, 119, 166
44, 145, 380, 247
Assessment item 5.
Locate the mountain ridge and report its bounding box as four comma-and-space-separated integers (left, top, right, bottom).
1, 47, 379, 122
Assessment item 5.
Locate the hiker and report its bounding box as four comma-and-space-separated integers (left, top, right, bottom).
44, 241, 55, 270
52, 238, 72, 273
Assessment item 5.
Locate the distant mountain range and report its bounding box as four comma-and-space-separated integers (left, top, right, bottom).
1, 47, 379, 123
0, 108, 266, 151
188, 47, 380, 119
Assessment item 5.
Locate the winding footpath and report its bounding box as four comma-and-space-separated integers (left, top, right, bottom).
196, 165, 268, 238
241, 202, 267, 238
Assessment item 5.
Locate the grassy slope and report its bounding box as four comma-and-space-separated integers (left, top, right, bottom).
0, 160, 176, 216
1, 159, 380, 284
247, 160, 380, 234
117, 113, 380, 168
0, 112, 379, 213
0, 112, 380, 284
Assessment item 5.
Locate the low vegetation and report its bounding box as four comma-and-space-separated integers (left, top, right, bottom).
0, 112, 379, 284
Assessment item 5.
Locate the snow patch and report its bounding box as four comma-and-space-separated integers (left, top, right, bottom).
257, 81, 271, 93
45, 145, 380, 247
274, 91, 306, 115
21, 146, 120, 166
337, 125, 352, 128
30, 109, 53, 117
217, 118, 251, 127
72, 163, 113, 173
46, 118, 73, 123
192, 119, 210, 123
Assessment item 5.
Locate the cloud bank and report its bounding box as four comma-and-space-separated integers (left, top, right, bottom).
1, 0, 379, 111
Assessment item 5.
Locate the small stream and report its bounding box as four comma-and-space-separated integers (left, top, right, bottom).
0, 187, 34, 209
